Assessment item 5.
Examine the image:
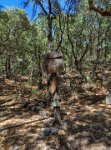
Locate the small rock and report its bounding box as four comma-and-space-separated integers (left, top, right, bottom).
40, 127, 59, 136
61, 122, 68, 131
39, 110, 47, 117
50, 127, 59, 135
95, 111, 105, 117
13, 144, 19, 150
67, 135, 75, 142
58, 130, 66, 136
40, 128, 51, 136
37, 142, 49, 150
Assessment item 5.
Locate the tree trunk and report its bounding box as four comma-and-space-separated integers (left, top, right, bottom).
47, 17, 54, 51
5, 56, 12, 79
38, 51, 42, 89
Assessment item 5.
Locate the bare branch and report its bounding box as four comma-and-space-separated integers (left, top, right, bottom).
36, 0, 48, 15
0, 117, 48, 132
48, 0, 52, 14
56, 15, 65, 51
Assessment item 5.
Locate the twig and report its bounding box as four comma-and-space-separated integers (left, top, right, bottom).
88, 95, 105, 105
0, 117, 48, 132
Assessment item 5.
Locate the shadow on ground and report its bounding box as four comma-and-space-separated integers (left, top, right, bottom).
0, 76, 111, 150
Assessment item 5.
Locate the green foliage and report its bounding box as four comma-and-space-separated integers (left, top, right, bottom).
0, 8, 47, 78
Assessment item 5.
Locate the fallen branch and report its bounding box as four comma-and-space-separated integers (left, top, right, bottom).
0, 117, 48, 132
88, 95, 105, 105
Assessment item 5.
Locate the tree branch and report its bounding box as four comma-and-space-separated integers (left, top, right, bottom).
88, 0, 111, 16
36, 0, 48, 15
48, 0, 52, 14
0, 117, 48, 132
56, 15, 65, 51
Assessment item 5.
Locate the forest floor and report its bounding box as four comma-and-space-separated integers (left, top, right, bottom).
0, 71, 111, 150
